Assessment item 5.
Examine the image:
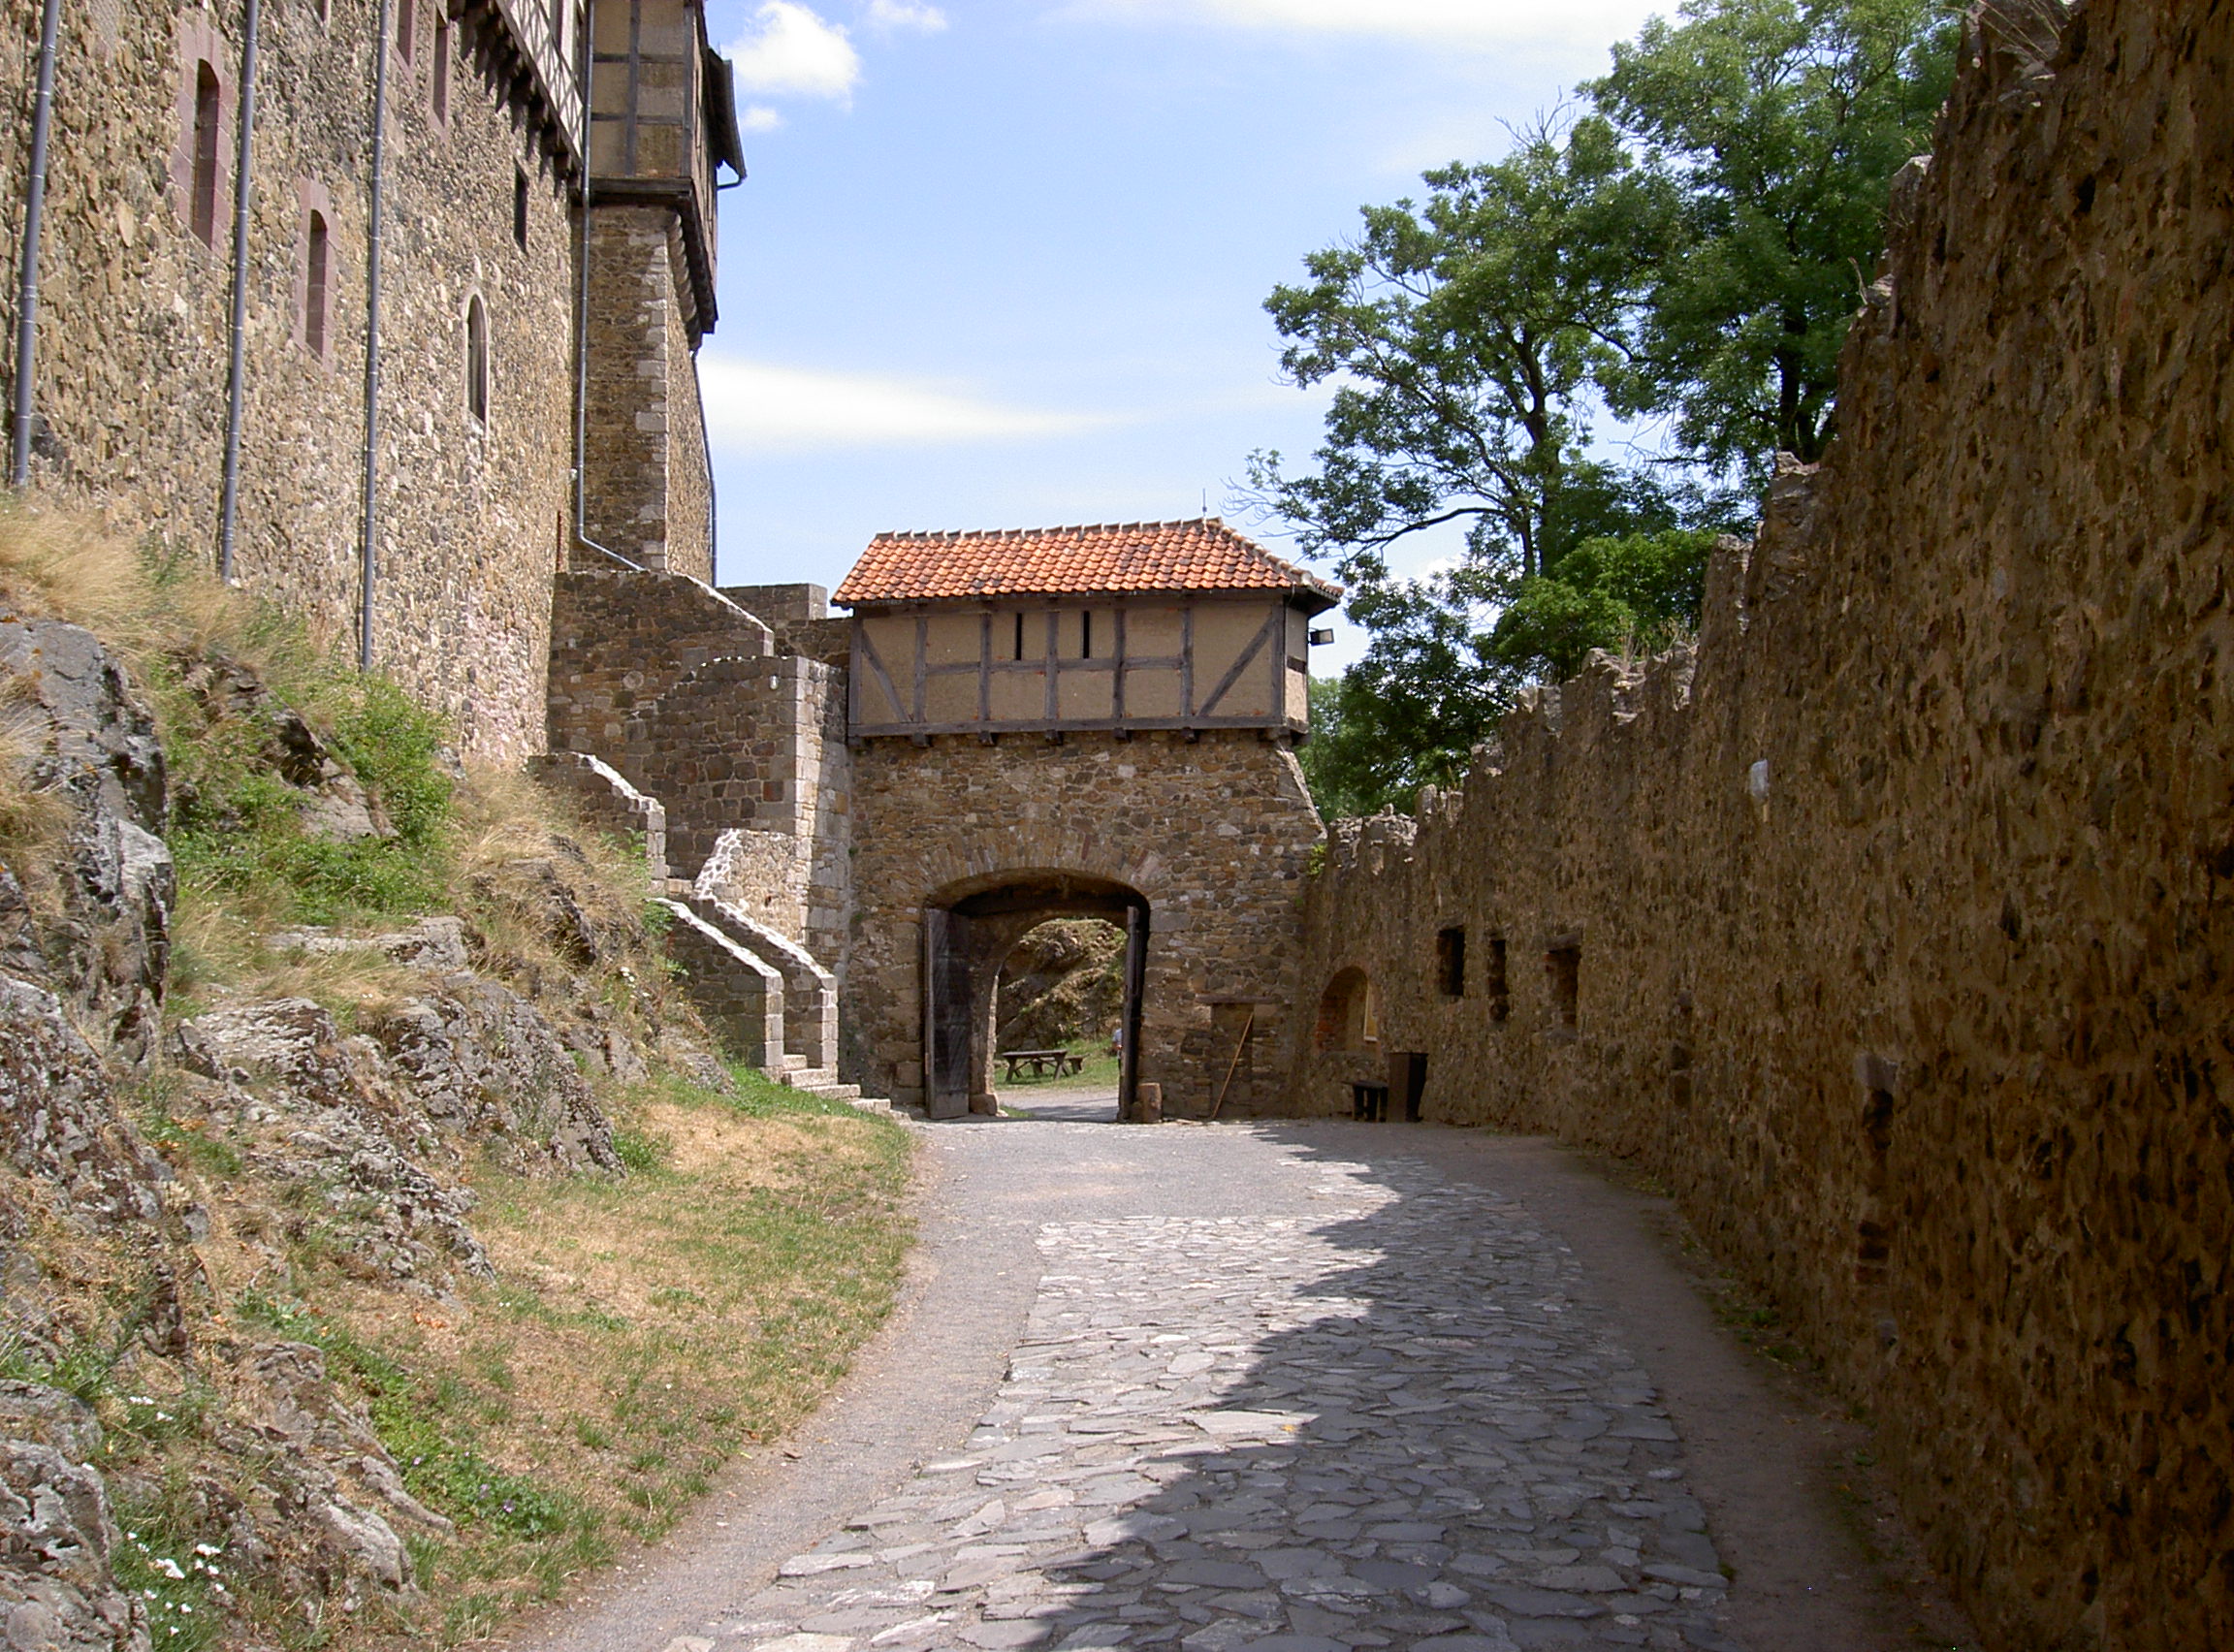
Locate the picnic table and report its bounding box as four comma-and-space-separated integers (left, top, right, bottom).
999, 1048, 1085, 1081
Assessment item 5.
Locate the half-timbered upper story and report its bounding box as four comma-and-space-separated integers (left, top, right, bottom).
831, 520, 1341, 742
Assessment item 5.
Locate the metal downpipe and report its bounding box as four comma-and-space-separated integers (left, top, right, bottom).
217, 0, 264, 581
8, 0, 63, 487
358, 0, 393, 670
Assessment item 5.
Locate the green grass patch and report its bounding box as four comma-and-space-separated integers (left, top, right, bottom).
248, 1066, 912, 1648
999, 1038, 1123, 1091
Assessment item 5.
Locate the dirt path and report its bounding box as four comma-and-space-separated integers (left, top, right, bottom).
503, 1120, 1977, 1652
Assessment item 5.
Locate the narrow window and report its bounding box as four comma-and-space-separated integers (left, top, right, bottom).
190, 61, 222, 247
464, 296, 489, 423
1486, 936, 1510, 1023
1013, 613, 1025, 661
1547, 942, 1580, 1032
397, 0, 416, 64
1435, 926, 1465, 998
1080, 611, 1093, 659
513, 168, 529, 249
431, 15, 451, 122
303, 210, 330, 358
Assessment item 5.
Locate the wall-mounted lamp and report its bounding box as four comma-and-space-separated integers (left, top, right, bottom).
1307, 627, 1333, 646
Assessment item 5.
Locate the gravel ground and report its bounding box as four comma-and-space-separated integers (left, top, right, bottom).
502, 1117, 1977, 1652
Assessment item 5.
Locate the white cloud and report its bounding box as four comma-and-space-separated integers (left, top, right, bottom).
700, 357, 1113, 453
864, 0, 947, 33
726, 3, 861, 102
739, 104, 785, 132
1069, 0, 1666, 49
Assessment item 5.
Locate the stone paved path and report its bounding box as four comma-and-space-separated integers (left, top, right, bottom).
515, 1119, 1948, 1652
663, 1152, 1738, 1652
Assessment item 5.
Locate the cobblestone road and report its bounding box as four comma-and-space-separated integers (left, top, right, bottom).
671, 1146, 1740, 1652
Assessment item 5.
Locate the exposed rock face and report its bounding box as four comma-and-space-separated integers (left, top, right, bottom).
0, 979, 171, 1230
171, 999, 494, 1287
1288, 5, 2234, 1647
995, 919, 1126, 1052
0, 619, 173, 1064
0, 1438, 147, 1652
371, 974, 623, 1172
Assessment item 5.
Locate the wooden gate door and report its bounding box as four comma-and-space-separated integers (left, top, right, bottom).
922, 907, 975, 1120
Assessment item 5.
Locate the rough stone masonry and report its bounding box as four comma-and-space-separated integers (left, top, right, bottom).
1284, 6, 2234, 1649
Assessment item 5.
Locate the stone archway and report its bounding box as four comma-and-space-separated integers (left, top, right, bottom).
1316, 966, 1380, 1052
843, 729, 1323, 1119
922, 871, 1147, 1121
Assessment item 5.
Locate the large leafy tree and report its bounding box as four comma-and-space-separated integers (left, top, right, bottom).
1265, 0, 1960, 819
1590, 0, 1963, 474
1250, 115, 1658, 587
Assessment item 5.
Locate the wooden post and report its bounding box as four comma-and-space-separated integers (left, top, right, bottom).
1209, 1006, 1254, 1120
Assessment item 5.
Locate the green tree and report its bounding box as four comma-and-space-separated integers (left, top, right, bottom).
1248, 115, 1660, 585
1589, 0, 1963, 475
1253, 0, 1960, 815
1487, 527, 1721, 683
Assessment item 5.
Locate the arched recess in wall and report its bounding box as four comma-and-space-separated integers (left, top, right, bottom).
1316, 966, 1380, 1052
922, 869, 1148, 1123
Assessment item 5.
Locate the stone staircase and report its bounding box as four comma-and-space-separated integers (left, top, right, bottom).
659, 885, 916, 1122
762, 1053, 910, 1119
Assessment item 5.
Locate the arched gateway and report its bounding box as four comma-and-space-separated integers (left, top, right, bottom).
835, 520, 1338, 1119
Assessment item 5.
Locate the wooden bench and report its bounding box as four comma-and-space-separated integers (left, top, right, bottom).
999, 1049, 1085, 1081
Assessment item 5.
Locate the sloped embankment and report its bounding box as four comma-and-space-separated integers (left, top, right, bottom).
0, 511, 911, 1651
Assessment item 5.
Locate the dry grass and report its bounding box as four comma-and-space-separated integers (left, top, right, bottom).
0, 693, 71, 900
3, 504, 921, 1652
295, 1068, 916, 1646
0, 500, 150, 629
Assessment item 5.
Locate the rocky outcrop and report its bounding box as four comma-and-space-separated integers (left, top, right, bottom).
168, 972, 629, 1288
0, 619, 173, 1065
369, 974, 622, 1172
994, 918, 1125, 1052
0, 1436, 148, 1652
171, 1000, 493, 1287
0, 978, 172, 1230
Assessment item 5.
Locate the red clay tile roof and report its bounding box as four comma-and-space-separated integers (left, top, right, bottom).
833, 519, 1341, 611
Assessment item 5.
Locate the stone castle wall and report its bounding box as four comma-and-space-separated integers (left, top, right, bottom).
579, 204, 712, 580
0, 0, 585, 756
546, 567, 772, 758
848, 730, 1321, 1116
546, 570, 849, 968
1286, 6, 2233, 1647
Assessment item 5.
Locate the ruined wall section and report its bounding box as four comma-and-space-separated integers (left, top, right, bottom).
0, 0, 579, 756
849, 731, 1320, 1115
1287, 7, 2234, 1648
546, 570, 848, 968
545, 567, 770, 758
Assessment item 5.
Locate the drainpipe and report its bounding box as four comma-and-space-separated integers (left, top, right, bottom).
695, 337, 716, 577
8, 0, 63, 487
358, 0, 393, 670
571, 21, 644, 574
217, 0, 265, 581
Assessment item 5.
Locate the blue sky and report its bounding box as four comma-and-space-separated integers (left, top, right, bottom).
697, 0, 1668, 670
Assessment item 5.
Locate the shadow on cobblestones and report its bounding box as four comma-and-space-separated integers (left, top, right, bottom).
736, 1134, 1744, 1652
